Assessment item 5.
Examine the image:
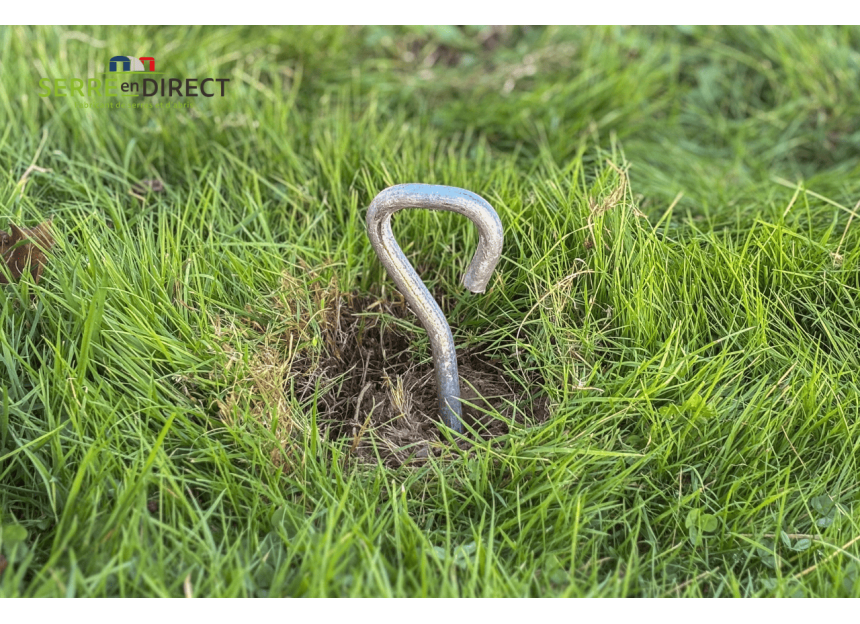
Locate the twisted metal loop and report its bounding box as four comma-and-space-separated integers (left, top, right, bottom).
366, 184, 504, 432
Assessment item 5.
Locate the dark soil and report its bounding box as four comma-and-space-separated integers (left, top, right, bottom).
299, 293, 550, 466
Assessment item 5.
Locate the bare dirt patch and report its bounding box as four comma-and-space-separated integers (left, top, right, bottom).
210, 272, 550, 468
295, 293, 550, 466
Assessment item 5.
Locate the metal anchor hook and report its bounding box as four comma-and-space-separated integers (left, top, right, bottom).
366, 184, 504, 433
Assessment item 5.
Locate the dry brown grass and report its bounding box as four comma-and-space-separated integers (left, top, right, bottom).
208, 268, 548, 468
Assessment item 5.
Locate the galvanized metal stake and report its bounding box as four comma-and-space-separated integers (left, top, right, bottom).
366, 184, 504, 433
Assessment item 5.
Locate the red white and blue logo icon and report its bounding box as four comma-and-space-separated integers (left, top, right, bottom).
108, 56, 155, 72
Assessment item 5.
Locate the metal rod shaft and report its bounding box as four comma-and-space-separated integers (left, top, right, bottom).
366, 184, 504, 432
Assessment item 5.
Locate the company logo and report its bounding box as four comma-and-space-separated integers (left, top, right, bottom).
38, 54, 230, 108
108, 56, 156, 72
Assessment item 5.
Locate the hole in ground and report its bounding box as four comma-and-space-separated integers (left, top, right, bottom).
296, 293, 550, 467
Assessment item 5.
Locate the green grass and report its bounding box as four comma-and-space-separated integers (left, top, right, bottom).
1, 25, 859, 597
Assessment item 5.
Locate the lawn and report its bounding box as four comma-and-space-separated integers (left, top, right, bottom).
1, 25, 859, 597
